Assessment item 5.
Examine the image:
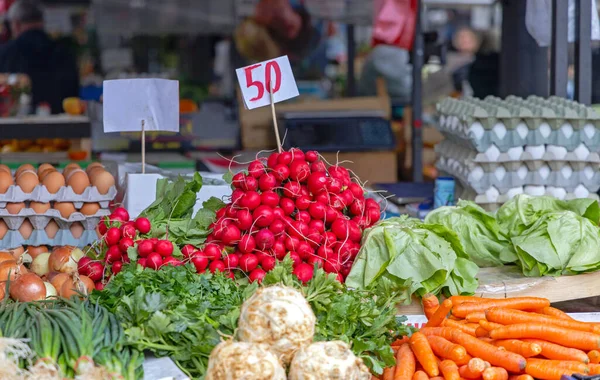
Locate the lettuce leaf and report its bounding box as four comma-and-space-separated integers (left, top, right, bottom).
346, 216, 479, 301
425, 200, 513, 267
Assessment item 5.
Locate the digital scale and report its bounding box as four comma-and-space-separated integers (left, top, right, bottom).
277, 110, 395, 152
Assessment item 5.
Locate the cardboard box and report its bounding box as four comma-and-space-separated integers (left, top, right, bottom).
321, 151, 397, 184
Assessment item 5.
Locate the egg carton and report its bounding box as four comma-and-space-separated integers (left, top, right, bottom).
438, 96, 600, 152
0, 229, 98, 250
0, 208, 110, 230
0, 185, 117, 206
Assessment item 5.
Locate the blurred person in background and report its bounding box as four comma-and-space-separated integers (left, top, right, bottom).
468, 30, 500, 98
0, 0, 79, 114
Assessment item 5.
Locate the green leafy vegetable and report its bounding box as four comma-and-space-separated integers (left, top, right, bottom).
425, 200, 514, 267
346, 216, 479, 301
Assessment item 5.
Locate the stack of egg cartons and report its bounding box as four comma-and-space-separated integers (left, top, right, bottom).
435, 95, 600, 209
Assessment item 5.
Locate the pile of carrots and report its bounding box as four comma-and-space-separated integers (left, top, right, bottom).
378, 295, 600, 380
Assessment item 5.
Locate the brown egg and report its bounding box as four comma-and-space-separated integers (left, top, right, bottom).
30, 202, 51, 214
39, 168, 57, 181
66, 170, 90, 195
0, 164, 10, 173
15, 164, 35, 178
42, 171, 65, 193
62, 163, 81, 179
19, 220, 33, 239
45, 221, 59, 238
91, 170, 115, 195
86, 162, 104, 175
70, 222, 83, 238
54, 202, 76, 218
27, 245, 49, 260
6, 202, 25, 214
16, 171, 39, 193
37, 163, 54, 176
80, 202, 100, 216
0, 170, 14, 193
0, 220, 7, 239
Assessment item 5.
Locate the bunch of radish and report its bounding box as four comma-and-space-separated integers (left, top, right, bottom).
195, 148, 380, 283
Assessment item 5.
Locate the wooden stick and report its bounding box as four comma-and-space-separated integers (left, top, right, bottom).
269, 78, 282, 153
141, 119, 146, 174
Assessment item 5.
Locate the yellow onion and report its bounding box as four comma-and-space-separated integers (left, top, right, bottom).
27, 246, 49, 260
0, 252, 14, 263
0, 260, 27, 282
43, 282, 57, 298
48, 246, 84, 273
9, 273, 46, 302
31, 252, 51, 277
49, 272, 70, 292
60, 274, 94, 299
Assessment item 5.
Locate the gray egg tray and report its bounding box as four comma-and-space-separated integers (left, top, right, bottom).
0, 207, 110, 230
0, 229, 98, 250
438, 96, 600, 152
0, 185, 116, 206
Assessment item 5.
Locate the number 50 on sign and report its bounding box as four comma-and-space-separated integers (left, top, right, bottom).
235, 55, 299, 110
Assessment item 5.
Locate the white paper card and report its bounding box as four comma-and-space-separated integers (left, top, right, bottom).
235, 55, 299, 110
103, 79, 180, 133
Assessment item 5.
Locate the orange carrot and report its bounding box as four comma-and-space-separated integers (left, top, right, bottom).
527, 358, 588, 373
475, 326, 489, 338
452, 298, 550, 318
449, 296, 491, 305
412, 371, 429, 380
439, 360, 460, 380
426, 335, 468, 363
392, 336, 410, 347
459, 358, 486, 379
590, 363, 600, 375
384, 367, 395, 380
395, 343, 416, 380
589, 350, 600, 364
486, 308, 600, 334
525, 360, 575, 380
449, 329, 527, 373
455, 353, 472, 366
493, 339, 541, 358
489, 324, 600, 351
430, 377, 445, 380
420, 327, 457, 341
508, 375, 533, 380
522, 339, 589, 363
443, 319, 478, 336
482, 367, 508, 380
533, 307, 573, 320
466, 312, 487, 323
479, 320, 504, 332
411, 332, 440, 377
423, 293, 440, 320
426, 299, 453, 328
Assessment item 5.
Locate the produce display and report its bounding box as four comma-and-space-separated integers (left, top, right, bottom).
436, 96, 600, 208
385, 295, 600, 380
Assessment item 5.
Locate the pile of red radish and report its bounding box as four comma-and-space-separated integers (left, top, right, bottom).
196, 148, 380, 283
82, 207, 180, 289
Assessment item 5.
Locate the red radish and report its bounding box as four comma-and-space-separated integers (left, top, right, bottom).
267, 152, 280, 168
288, 221, 309, 239
306, 229, 323, 247
248, 160, 265, 178
308, 202, 326, 220
203, 244, 222, 260
258, 173, 278, 191
109, 214, 127, 223
280, 198, 295, 215
349, 183, 365, 198
77, 257, 92, 275
341, 261, 353, 277
307, 172, 328, 194
324, 207, 339, 224
252, 205, 275, 228
288, 252, 302, 267
317, 245, 334, 259
277, 151, 293, 165
121, 224, 137, 239
236, 209, 253, 230
238, 234, 256, 254
191, 254, 209, 272
347, 220, 362, 242
295, 196, 311, 210
240, 191, 261, 210
231, 189, 245, 204
349, 199, 365, 216
249, 268, 266, 283
224, 254, 239, 269
336, 273, 344, 282
283, 181, 302, 198
112, 261, 123, 274
134, 217, 152, 234
323, 258, 340, 273
296, 211, 311, 225
293, 263, 314, 283
260, 191, 280, 207
95, 282, 105, 291
239, 253, 258, 272
341, 189, 355, 204
138, 258, 147, 268
329, 166, 350, 186
225, 206, 237, 218
231, 172, 246, 189
323, 232, 337, 248
331, 219, 350, 240
271, 240, 286, 259
240, 175, 258, 192
261, 255, 276, 271
254, 251, 269, 264
365, 198, 380, 210
269, 219, 285, 236
118, 237, 134, 253
216, 208, 226, 219
155, 240, 174, 257
105, 246, 122, 264
255, 228, 275, 250
330, 194, 346, 210
162, 256, 183, 267
297, 241, 313, 260
300, 185, 310, 197
225, 270, 235, 279
97, 220, 108, 235
314, 192, 329, 205
305, 150, 318, 162
146, 252, 162, 270
273, 164, 290, 181
221, 224, 241, 245
289, 148, 305, 162
87, 262, 104, 282
309, 219, 325, 233
105, 227, 121, 246
112, 207, 130, 221
307, 255, 324, 268
327, 177, 342, 194
137, 240, 154, 258
289, 161, 310, 182
123, 255, 130, 264
285, 236, 300, 251
310, 160, 327, 173
209, 260, 225, 273
182, 244, 198, 259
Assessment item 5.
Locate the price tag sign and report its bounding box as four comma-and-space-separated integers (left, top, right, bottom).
235, 55, 299, 110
